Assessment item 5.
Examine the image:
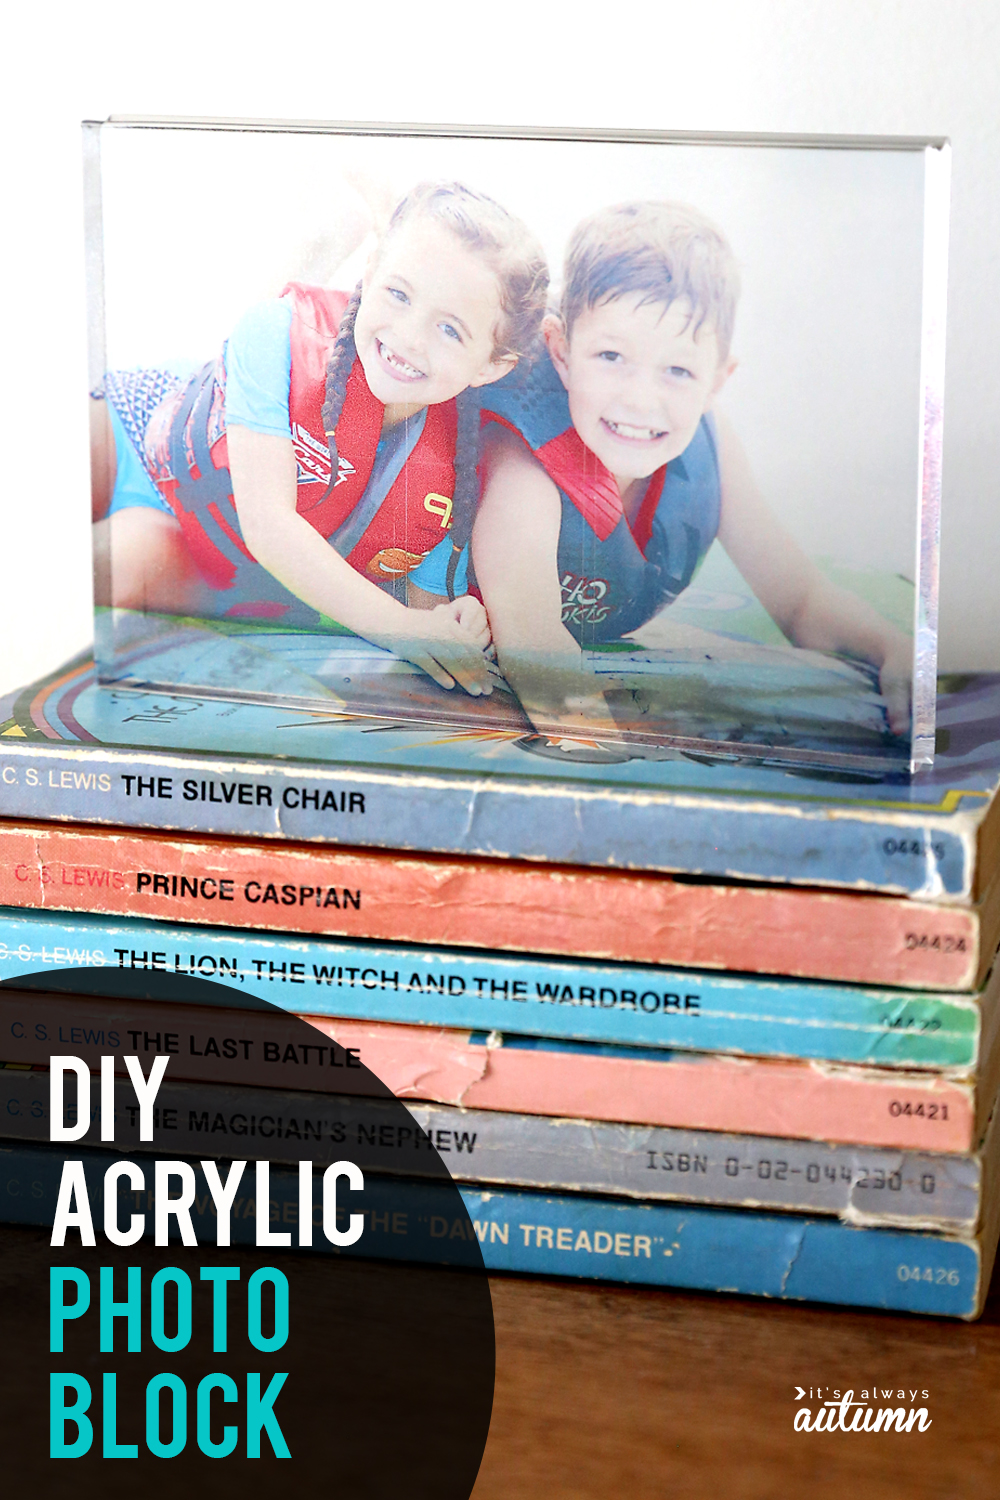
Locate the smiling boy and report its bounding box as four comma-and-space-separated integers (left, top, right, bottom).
465, 200, 913, 740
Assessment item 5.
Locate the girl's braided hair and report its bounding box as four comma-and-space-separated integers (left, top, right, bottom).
318, 182, 549, 596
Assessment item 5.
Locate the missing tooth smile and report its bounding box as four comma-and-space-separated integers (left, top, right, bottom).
376, 339, 426, 381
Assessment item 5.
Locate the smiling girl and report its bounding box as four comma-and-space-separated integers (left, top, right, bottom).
92, 182, 548, 696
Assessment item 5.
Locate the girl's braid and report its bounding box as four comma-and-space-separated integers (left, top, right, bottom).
317, 281, 363, 503
446, 386, 483, 601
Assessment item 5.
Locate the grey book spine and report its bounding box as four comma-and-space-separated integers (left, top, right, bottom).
2, 1066, 982, 1231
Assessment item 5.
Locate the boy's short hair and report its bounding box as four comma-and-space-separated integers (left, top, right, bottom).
560, 201, 740, 361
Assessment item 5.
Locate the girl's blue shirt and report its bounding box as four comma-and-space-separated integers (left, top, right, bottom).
108, 298, 296, 514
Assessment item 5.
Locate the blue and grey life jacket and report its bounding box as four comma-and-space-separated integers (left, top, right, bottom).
480, 353, 721, 646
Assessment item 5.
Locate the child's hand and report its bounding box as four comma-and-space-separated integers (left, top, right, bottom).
879, 643, 913, 738
440, 594, 492, 648
376, 600, 494, 697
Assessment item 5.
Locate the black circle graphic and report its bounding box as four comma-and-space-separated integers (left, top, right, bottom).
0, 967, 495, 1495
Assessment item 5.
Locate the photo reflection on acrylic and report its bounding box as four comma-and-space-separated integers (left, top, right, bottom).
87, 120, 948, 773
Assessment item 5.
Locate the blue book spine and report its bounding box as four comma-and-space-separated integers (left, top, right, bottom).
1, 660, 995, 898
0, 736, 972, 896
0, 907, 982, 1067
457, 1188, 982, 1318
0, 1143, 984, 1317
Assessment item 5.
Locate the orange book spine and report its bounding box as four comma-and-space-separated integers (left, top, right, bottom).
0, 818, 988, 988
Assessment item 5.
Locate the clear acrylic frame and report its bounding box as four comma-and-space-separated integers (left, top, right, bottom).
87, 117, 949, 774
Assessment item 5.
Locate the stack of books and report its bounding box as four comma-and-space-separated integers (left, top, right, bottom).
1, 655, 999, 1317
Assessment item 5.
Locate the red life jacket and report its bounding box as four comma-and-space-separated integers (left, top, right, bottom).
143, 283, 460, 620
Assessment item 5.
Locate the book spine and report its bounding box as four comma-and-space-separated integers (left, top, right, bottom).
0, 1066, 981, 1229
0, 991, 372, 1093
458, 1187, 981, 1318
318, 1019, 980, 1152
0, 1143, 981, 1316
0, 991, 982, 1150
0, 821, 987, 988
0, 734, 978, 900
0, 908, 982, 1067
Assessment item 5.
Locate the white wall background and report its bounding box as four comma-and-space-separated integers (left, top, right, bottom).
2, 0, 997, 693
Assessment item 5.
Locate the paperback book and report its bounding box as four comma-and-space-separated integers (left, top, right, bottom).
0, 1062, 987, 1232
0, 1141, 994, 1318
2, 657, 998, 900
0, 990, 995, 1152
0, 907, 994, 1067
1, 817, 997, 988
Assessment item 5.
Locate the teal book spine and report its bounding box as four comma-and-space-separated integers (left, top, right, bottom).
0, 907, 985, 1068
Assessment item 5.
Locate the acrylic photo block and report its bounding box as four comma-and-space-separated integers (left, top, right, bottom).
87, 118, 948, 773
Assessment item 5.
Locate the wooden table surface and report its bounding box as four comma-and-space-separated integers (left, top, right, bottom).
472, 1267, 1000, 1500
2, 1218, 997, 1494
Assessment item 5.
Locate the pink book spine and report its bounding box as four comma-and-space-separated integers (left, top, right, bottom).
0, 995, 373, 1094
0, 991, 977, 1152
299, 1018, 978, 1153
0, 820, 985, 988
